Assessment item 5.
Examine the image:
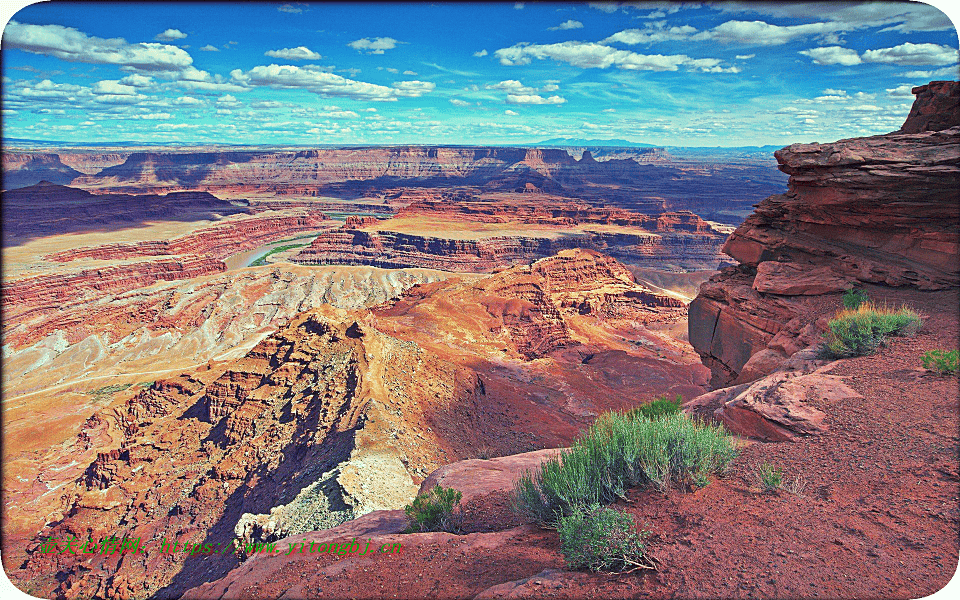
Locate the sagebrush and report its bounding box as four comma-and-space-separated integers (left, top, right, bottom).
404, 485, 463, 533
921, 349, 959, 375
512, 411, 738, 526
821, 302, 922, 358
558, 503, 656, 572
626, 394, 683, 420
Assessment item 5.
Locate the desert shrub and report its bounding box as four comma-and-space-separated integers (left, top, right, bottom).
752, 462, 783, 493
512, 412, 738, 527
404, 485, 462, 533
558, 503, 656, 572
842, 288, 870, 310
821, 302, 922, 358
626, 394, 683, 420
921, 349, 959, 375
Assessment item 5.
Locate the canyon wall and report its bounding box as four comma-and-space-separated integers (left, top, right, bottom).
689, 81, 960, 386
4, 145, 786, 222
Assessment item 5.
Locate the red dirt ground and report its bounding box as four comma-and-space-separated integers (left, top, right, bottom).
189, 285, 958, 599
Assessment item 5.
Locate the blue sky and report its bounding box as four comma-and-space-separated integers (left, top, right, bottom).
1, 1, 958, 146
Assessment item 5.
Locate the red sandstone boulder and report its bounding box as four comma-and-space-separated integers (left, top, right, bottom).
419, 448, 563, 503
714, 371, 860, 442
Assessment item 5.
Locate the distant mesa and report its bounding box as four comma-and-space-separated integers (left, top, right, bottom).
1, 182, 250, 246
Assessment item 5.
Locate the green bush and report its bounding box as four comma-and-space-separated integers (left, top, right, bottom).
626, 394, 682, 420
842, 288, 869, 310
753, 462, 783, 493
404, 485, 463, 533
512, 412, 738, 527
921, 349, 959, 375
558, 504, 656, 572
821, 302, 922, 358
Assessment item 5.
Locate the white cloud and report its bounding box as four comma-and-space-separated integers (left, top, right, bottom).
514, 3, 525, 9
487, 79, 539, 94
589, 2, 619, 14
5, 21, 194, 73
265, 46, 322, 61
155, 29, 187, 41
861, 42, 958, 66
450, 98, 471, 106
402, 70, 417, 75
278, 4, 303, 14
199, 44, 219, 52
119, 74, 153, 87
173, 96, 203, 105
604, 24, 697, 44
156, 123, 200, 129
799, 46, 862, 66
473, 49, 488, 57
392, 80, 436, 97
506, 93, 566, 105
216, 94, 241, 107
495, 41, 731, 73
886, 84, 915, 97
550, 20, 584, 31
904, 65, 960, 78
801, 42, 958, 68
348, 37, 399, 54
251, 100, 284, 108
692, 20, 841, 46
92, 80, 138, 95
504, 109, 519, 116
735, 54, 755, 60
230, 64, 429, 101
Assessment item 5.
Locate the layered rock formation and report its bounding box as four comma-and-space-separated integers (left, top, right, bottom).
1, 153, 83, 189
9, 250, 707, 599
2, 145, 785, 222
293, 200, 729, 272
1, 182, 250, 244
690, 80, 960, 386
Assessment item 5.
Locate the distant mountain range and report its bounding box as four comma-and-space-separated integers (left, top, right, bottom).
534, 138, 660, 147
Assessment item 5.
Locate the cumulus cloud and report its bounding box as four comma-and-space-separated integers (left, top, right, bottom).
799, 46, 862, 66
504, 109, 519, 115
155, 29, 187, 41
348, 37, 399, 54
265, 46, 322, 61
735, 54, 755, 60
506, 93, 566, 105
495, 41, 732, 72
216, 94, 241, 107
550, 20, 584, 31
199, 44, 219, 52
473, 49, 488, 57
5, 20, 194, 72
449, 98, 471, 106
604, 24, 697, 44
487, 79, 539, 94
173, 96, 203, 105
278, 4, 303, 14
801, 42, 958, 67
230, 64, 432, 101
92, 80, 139, 95
861, 42, 958, 66
692, 20, 842, 46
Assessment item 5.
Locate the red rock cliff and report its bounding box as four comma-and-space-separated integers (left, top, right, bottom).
689, 80, 960, 386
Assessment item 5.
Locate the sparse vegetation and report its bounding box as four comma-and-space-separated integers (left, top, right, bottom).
558, 503, 657, 573
921, 349, 959, 375
403, 485, 463, 533
249, 243, 310, 267
821, 302, 922, 358
842, 287, 869, 310
90, 383, 133, 397
626, 394, 683, 420
512, 411, 738, 527
752, 462, 783, 493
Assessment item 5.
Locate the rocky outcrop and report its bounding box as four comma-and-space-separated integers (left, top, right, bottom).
1, 153, 83, 189
292, 216, 728, 272
42, 213, 336, 263
690, 80, 960, 386
12, 250, 707, 599
1, 182, 250, 244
